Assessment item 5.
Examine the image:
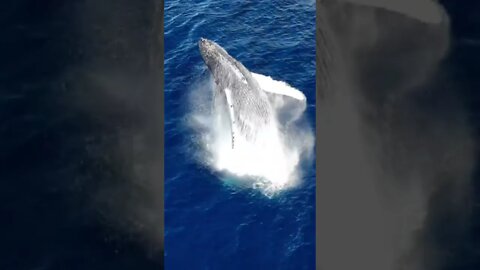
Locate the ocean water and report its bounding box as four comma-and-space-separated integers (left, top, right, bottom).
164, 1, 316, 269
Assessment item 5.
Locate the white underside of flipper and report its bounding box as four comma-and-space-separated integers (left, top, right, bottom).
252, 73, 306, 102
251, 73, 307, 125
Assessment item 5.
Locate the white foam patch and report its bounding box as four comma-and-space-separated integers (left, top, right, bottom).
187, 72, 314, 197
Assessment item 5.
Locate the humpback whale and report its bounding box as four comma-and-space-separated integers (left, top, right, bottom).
195, 38, 311, 190
199, 38, 293, 149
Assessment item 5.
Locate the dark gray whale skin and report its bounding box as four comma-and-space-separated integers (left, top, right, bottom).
198, 38, 273, 144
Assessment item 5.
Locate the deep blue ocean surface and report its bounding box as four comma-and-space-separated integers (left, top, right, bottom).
164, 1, 316, 269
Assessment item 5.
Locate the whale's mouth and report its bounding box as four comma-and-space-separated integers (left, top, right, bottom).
187, 72, 314, 197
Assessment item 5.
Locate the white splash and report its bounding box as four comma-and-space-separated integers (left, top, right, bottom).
188, 71, 314, 197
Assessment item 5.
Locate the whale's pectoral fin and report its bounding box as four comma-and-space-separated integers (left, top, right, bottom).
224, 88, 236, 149
250, 73, 307, 123
251, 73, 306, 102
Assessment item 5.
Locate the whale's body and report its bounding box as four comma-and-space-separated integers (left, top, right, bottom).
198, 38, 276, 148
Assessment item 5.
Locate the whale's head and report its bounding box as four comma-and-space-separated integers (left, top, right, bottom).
198, 38, 229, 72
198, 38, 249, 89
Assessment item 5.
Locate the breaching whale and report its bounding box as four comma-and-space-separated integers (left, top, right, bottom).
198, 38, 304, 149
